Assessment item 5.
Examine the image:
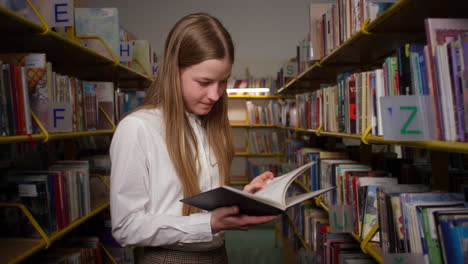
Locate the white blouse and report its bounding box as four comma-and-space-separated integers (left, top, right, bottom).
109, 108, 224, 251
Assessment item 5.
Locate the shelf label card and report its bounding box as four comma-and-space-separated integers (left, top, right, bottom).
380, 96, 435, 141
18, 184, 38, 197
383, 253, 424, 264
119, 41, 133, 62
329, 205, 354, 233
283, 63, 297, 78
35, 0, 74, 28
48, 102, 72, 133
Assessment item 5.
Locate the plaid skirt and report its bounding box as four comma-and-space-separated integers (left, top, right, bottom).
141, 245, 228, 264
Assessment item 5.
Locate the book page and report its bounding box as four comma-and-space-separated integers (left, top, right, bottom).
254, 162, 314, 208
221, 185, 284, 210
284, 187, 335, 208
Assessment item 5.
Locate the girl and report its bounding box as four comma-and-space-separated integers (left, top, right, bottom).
110, 13, 277, 263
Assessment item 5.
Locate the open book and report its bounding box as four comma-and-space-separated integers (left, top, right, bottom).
181, 162, 335, 216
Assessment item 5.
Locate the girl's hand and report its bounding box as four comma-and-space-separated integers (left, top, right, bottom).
243, 171, 274, 194
210, 206, 277, 233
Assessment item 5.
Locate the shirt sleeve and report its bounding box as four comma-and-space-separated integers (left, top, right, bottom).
109, 116, 214, 247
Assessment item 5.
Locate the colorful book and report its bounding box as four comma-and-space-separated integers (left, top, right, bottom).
74, 8, 120, 60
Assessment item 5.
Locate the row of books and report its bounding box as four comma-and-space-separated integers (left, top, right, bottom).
286, 0, 397, 83
245, 100, 281, 125
0, 53, 108, 134
284, 205, 378, 264
246, 159, 292, 181
246, 130, 283, 154
114, 89, 146, 122
284, 144, 468, 263
1, 1, 157, 76
295, 18, 468, 142
295, 72, 377, 136
0, 161, 92, 237
0, 52, 147, 136
308, 1, 396, 61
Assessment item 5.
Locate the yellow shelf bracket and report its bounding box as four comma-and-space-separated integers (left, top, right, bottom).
314, 195, 329, 212
360, 222, 379, 254
91, 173, 110, 189
76, 36, 120, 65
100, 243, 119, 264
26, 0, 50, 35
98, 106, 117, 130
361, 126, 372, 145
30, 110, 50, 143
315, 125, 323, 137
0, 203, 51, 248
361, 18, 373, 35
286, 213, 310, 251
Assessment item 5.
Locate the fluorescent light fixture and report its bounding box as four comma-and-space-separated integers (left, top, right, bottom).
226, 88, 270, 93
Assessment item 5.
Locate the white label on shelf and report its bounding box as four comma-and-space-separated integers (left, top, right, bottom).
382, 253, 424, 264
25, 54, 46, 68
380, 96, 435, 141
18, 184, 38, 197
49, 0, 74, 27
119, 41, 133, 62
283, 63, 297, 78
47, 102, 73, 133
329, 205, 354, 233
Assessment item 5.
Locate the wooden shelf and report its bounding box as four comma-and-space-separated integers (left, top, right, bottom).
0, 7, 152, 88
0, 238, 44, 264
288, 127, 468, 153
278, 0, 468, 94
0, 129, 115, 144
0, 200, 109, 264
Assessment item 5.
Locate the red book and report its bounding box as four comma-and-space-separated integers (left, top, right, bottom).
53, 173, 64, 230
395, 69, 400, 95
58, 171, 68, 227
348, 75, 356, 134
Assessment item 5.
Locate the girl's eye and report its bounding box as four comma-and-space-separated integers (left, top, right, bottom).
198, 81, 210, 86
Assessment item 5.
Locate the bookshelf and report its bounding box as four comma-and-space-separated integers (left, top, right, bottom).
286, 127, 468, 153
278, 0, 468, 95
275, 0, 468, 263
0, 184, 110, 264
0, 4, 144, 263
228, 95, 287, 184
0, 7, 152, 88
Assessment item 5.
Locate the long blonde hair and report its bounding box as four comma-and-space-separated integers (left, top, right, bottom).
141, 13, 234, 216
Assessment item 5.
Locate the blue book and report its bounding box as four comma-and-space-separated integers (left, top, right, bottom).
417, 46, 430, 95
439, 218, 468, 264
400, 193, 464, 252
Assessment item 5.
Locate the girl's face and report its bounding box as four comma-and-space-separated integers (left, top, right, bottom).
180, 58, 232, 115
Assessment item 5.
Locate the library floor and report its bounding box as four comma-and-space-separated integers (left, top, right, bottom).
225, 220, 284, 264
